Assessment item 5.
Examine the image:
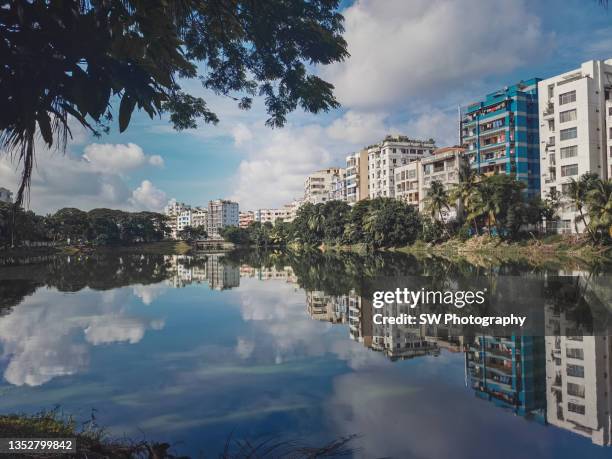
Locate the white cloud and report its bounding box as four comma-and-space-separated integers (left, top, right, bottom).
129, 180, 168, 211
0, 140, 168, 214
83, 142, 164, 172
230, 124, 338, 210
323, 0, 553, 109
0, 287, 164, 386
326, 110, 387, 144
231, 123, 254, 146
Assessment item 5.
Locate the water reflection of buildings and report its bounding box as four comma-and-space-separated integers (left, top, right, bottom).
465, 335, 547, 421
165, 254, 240, 290
545, 304, 612, 446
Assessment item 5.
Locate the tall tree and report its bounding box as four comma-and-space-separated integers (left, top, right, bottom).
563, 173, 599, 239
0, 0, 348, 207
586, 179, 612, 241
424, 180, 451, 236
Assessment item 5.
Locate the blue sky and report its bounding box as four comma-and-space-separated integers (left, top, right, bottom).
1, 0, 611, 213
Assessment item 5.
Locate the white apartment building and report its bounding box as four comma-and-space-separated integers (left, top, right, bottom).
395, 147, 466, 219
345, 150, 369, 204
255, 208, 290, 224
368, 135, 436, 199
0, 187, 13, 204
164, 199, 191, 238
191, 207, 208, 228
394, 161, 421, 207
539, 59, 612, 234
282, 199, 303, 223
328, 168, 347, 202
207, 199, 239, 239
304, 168, 344, 204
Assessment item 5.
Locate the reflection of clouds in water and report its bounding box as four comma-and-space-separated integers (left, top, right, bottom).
234, 338, 255, 359
0, 287, 164, 387
132, 283, 169, 305
326, 367, 551, 459
236, 279, 383, 369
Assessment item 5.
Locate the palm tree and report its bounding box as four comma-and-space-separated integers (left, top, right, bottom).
424, 181, 451, 236
563, 173, 598, 239
586, 179, 612, 241
451, 163, 480, 235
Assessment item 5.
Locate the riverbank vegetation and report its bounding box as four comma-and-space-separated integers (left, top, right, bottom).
220, 171, 612, 258
0, 204, 168, 249
0, 410, 355, 459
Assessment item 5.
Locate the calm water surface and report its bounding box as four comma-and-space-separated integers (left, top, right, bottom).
0, 251, 611, 458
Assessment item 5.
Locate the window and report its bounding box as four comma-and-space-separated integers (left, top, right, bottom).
408, 170, 416, 179
568, 402, 586, 415
559, 90, 576, 105
560, 127, 577, 140
566, 347, 584, 360
561, 164, 579, 177
560, 145, 578, 159
567, 382, 585, 398
559, 109, 577, 123
567, 364, 584, 378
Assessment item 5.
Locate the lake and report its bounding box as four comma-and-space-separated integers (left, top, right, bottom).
0, 250, 611, 458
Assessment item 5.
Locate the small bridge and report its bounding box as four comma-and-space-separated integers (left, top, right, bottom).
192, 239, 235, 251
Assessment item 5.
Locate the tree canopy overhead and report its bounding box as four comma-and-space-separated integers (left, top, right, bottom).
0, 0, 349, 206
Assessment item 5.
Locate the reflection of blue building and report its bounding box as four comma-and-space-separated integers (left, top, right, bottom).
466, 335, 546, 422
460, 79, 541, 197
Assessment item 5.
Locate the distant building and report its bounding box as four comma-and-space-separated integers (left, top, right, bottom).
538, 59, 612, 234
0, 187, 13, 204
304, 167, 344, 204
460, 79, 541, 197
239, 211, 255, 228
345, 149, 369, 204
368, 135, 436, 199
255, 208, 290, 224
395, 146, 467, 220
191, 207, 208, 228
328, 168, 347, 202
207, 199, 239, 239
163, 199, 191, 238
282, 199, 303, 223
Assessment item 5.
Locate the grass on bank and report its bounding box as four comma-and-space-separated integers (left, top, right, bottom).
0, 411, 357, 459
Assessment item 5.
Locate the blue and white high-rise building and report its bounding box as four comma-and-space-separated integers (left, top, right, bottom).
461, 79, 541, 197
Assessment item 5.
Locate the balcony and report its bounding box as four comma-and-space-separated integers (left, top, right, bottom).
543, 103, 555, 119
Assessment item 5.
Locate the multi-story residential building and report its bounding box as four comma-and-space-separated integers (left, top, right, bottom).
394, 161, 421, 207
538, 59, 612, 234
395, 146, 466, 219
239, 211, 255, 228
0, 187, 13, 204
345, 149, 369, 204
461, 79, 541, 197
328, 169, 347, 202
304, 167, 344, 204
163, 199, 191, 238
368, 135, 436, 199
255, 208, 290, 224
191, 207, 208, 228
207, 199, 239, 239
282, 199, 303, 223
465, 335, 546, 419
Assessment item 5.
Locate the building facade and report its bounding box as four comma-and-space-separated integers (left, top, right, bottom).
328, 168, 347, 202
368, 135, 436, 199
394, 146, 466, 219
191, 207, 208, 228
239, 211, 255, 228
538, 59, 612, 233
345, 150, 369, 204
207, 199, 239, 239
255, 208, 290, 225
0, 187, 13, 204
461, 79, 541, 197
304, 168, 344, 204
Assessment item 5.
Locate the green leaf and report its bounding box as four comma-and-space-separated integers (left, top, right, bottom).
37, 112, 53, 146
118, 94, 137, 133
